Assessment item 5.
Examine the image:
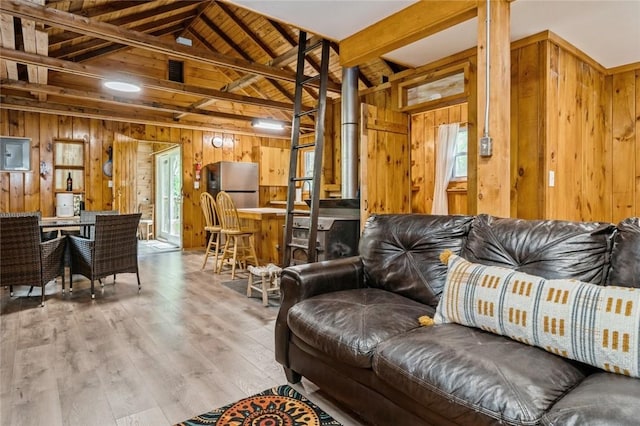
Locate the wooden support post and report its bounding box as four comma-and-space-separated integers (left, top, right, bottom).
474, 0, 511, 217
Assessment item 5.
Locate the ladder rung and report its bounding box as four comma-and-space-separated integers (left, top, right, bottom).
301, 74, 321, 86
303, 41, 323, 54
289, 242, 323, 251
290, 176, 313, 182
286, 211, 310, 217
293, 142, 316, 150
296, 108, 317, 118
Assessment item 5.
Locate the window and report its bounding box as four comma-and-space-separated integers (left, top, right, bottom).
451, 126, 467, 179
393, 64, 468, 112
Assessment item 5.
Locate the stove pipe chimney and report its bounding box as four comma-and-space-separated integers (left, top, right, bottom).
341, 66, 359, 199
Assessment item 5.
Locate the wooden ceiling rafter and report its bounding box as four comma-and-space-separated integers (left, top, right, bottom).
0, 47, 302, 113
0, 0, 341, 92
265, 17, 320, 101
183, 26, 293, 122
220, 34, 321, 94
197, 12, 295, 104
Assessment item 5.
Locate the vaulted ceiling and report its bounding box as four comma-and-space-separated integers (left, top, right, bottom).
0, 0, 405, 137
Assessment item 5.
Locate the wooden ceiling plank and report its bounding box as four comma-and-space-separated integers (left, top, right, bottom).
35, 29, 47, 84
0, 14, 19, 79
1, 0, 340, 91
0, 94, 291, 138
222, 35, 321, 93
340, 0, 477, 67
21, 19, 39, 83
0, 47, 300, 112
198, 11, 296, 103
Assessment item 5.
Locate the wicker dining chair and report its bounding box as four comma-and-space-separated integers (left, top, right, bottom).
200, 192, 222, 271
216, 191, 258, 279
0, 215, 66, 307
0, 211, 58, 241
68, 213, 141, 299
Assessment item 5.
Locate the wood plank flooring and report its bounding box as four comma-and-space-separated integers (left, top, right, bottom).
0, 249, 367, 426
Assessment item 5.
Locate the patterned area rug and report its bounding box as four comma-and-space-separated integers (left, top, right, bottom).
175, 384, 342, 426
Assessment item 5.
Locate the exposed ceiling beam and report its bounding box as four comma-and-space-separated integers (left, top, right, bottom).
0, 78, 313, 130
328, 40, 372, 89
48, 1, 202, 48
0, 0, 340, 92
0, 47, 304, 112
68, 25, 186, 63
340, 0, 477, 67
53, 11, 196, 60
0, 94, 291, 139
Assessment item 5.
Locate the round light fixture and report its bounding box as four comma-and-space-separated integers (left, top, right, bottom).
103, 80, 141, 93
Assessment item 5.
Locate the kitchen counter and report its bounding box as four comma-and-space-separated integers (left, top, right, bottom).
236, 208, 287, 265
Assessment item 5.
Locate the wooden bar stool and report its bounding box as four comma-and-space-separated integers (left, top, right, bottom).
200, 192, 222, 271
216, 191, 258, 279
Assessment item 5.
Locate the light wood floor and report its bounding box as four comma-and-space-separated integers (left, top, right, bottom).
0, 249, 366, 426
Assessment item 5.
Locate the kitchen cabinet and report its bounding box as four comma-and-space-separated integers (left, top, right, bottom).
255, 146, 290, 186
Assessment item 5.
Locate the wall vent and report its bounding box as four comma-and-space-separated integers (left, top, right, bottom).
168, 60, 184, 83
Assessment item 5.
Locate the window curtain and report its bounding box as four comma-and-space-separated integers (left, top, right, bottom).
431, 123, 460, 215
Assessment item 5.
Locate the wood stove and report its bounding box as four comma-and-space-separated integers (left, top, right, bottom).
289, 199, 360, 265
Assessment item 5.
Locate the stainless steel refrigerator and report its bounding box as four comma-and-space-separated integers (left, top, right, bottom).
205, 161, 259, 208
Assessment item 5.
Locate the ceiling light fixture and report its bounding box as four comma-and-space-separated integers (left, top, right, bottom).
251, 119, 285, 130
103, 80, 141, 93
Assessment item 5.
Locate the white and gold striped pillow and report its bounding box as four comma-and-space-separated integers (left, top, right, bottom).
434, 253, 640, 378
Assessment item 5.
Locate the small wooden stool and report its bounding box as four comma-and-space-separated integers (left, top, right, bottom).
247, 263, 282, 306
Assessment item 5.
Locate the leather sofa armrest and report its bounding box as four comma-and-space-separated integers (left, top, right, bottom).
275, 256, 366, 368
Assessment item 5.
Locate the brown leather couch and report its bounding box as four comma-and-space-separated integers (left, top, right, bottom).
275, 214, 640, 425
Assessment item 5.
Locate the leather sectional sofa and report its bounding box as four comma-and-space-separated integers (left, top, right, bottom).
275, 214, 640, 425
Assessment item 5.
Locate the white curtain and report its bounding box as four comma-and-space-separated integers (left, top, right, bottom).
431, 123, 460, 215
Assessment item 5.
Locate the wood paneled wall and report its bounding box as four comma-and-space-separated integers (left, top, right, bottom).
0, 110, 290, 248
511, 36, 640, 223
410, 103, 468, 214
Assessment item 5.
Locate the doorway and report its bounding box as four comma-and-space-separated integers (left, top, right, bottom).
155, 146, 182, 247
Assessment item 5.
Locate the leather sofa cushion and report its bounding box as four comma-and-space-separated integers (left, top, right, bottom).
462, 214, 615, 285
373, 324, 587, 426
287, 288, 433, 368
359, 214, 473, 307
543, 372, 640, 425
608, 217, 640, 288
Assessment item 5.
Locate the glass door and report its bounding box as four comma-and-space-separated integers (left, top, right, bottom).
156, 147, 182, 246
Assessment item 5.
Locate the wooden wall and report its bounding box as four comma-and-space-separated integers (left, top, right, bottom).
511, 35, 640, 223
0, 110, 289, 248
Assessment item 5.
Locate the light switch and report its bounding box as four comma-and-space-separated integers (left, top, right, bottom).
549, 171, 555, 187
108, 180, 113, 188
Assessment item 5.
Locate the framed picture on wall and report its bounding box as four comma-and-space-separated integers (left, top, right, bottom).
0, 136, 31, 171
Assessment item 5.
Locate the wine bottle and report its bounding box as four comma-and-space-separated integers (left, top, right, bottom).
66, 172, 73, 191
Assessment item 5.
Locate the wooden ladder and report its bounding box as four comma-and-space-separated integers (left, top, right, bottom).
282, 32, 330, 266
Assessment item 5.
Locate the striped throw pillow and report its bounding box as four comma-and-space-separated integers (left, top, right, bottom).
434, 253, 640, 378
